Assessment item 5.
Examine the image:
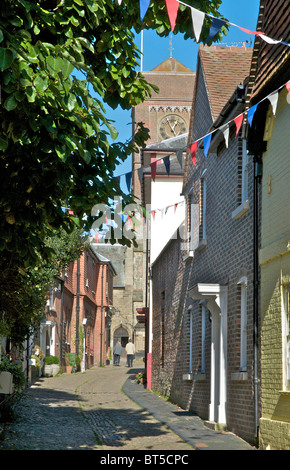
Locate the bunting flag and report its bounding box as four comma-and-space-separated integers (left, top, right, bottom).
203, 133, 212, 157
221, 124, 229, 148
174, 203, 178, 213
112, 80, 289, 193
125, 171, 132, 192
137, 167, 143, 185
116, 0, 122, 4
190, 141, 197, 165
165, 0, 179, 32
150, 161, 157, 181
176, 149, 183, 168
152, 210, 156, 221
190, 7, 205, 42
177, 0, 290, 47
140, 0, 150, 21
247, 103, 258, 127
267, 91, 279, 116
231, 23, 263, 36
206, 17, 225, 43
163, 155, 171, 176
234, 113, 244, 136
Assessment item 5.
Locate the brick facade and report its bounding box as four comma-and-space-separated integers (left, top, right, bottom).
151, 46, 259, 444
46, 246, 115, 371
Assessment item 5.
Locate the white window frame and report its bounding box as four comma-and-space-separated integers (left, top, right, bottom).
283, 286, 290, 391
201, 304, 206, 373
189, 305, 193, 373
238, 276, 247, 372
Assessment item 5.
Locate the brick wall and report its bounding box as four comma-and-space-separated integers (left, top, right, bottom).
151, 51, 260, 444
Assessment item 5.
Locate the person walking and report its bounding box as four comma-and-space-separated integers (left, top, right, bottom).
113, 341, 123, 366
125, 339, 135, 367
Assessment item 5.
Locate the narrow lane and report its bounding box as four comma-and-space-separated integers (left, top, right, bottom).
0, 365, 192, 451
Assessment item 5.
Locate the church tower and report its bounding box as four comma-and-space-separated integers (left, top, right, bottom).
131, 57, 195, 203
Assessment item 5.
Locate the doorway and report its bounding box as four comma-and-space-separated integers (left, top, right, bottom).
114, 326, 129, 348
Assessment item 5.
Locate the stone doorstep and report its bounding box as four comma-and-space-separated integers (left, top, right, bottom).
204, 420, 227, 432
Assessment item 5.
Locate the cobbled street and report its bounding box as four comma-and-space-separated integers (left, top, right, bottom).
0, 362, 254, 453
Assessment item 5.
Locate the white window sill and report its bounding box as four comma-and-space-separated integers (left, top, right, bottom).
182, 372, 206, 382
196, 239, 207, 252
231, 371, 248, 382
182, 373, 193, 381
183, 251, 194, 262
231, 200, 249, 220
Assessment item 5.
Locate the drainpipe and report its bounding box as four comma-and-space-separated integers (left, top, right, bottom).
60, 268, 65, 367
253, 151, 262, 440
76, 259, 80, 363
100, 264, 104, 366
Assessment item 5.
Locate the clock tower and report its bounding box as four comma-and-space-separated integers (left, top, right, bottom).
131, 57, 195, 202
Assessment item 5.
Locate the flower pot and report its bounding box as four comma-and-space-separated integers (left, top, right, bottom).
66, 365, 73, 374
52, 364, 60, 376
43, 364, 53, 377
0, 371, 14, 394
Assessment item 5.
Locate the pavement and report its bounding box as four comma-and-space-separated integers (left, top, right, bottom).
0, 359, 255, 452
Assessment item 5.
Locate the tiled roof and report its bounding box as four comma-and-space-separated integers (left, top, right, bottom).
199, 45, 253, 121
249, 0, 290, 101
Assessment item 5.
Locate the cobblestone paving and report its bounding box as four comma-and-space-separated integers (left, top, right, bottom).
0, 365, 192, 451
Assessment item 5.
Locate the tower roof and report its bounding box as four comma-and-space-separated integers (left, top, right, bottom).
149, 57, 193, 73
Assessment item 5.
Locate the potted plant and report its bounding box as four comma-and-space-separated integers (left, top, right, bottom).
0, 352, 26, 394
135, 371, 147, 385
51, 356, 60, 376
43, 356, 60, 377
65, 353, 75, 373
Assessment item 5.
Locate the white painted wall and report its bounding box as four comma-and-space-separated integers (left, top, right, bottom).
150, 176, 184, 264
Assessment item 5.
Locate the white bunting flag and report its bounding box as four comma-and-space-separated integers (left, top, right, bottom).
221, 125, 229, 148
190, 7, 205, 42
267, 91, 279, 115
257, 34, 282, 45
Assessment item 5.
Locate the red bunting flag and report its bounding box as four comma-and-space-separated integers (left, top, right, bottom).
174, 203, 178, 213
165, 0, 179, 31
286, 81, 290, 93
190, 141, 197, 165
152, 210, 156, 221
150, 161, 157, 181
234, 113, 244, 136
236, 25, 263, 35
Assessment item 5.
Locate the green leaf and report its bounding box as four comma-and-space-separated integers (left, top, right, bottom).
46, 56, 64, 75
0, 47, 15, 71
61, 59, 74, 78
4, 94, 17, 111
63, 93, 77, 111
34, 75, 49, 92
0, 136, 8, 150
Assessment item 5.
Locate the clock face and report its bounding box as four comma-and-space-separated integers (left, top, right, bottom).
159, 114, 187, 140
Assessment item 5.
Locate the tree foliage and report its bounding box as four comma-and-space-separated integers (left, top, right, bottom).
0, 227, 87, 344
0, 0, 225, 264
0, 0, 225, 344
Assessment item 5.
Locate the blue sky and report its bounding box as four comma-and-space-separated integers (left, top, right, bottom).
109, 0, 261, 188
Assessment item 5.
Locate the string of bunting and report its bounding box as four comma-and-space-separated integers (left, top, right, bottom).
115, 80, 290, 192
97, 78, 289, 236
115, 0, 290, 47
